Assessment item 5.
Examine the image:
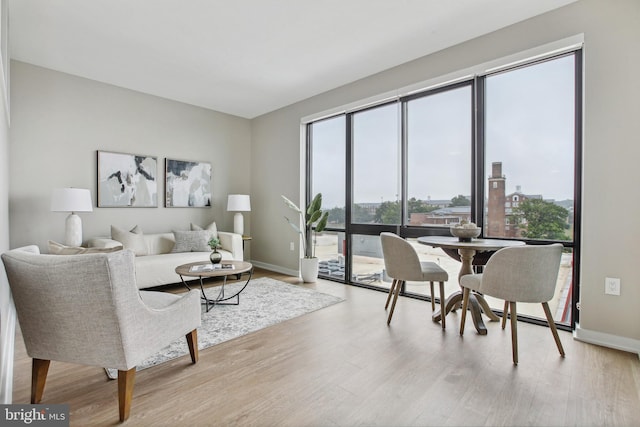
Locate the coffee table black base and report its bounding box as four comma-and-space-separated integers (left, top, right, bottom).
180, 269, 253, 313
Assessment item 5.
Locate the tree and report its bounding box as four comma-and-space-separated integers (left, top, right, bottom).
515, 199, 569, 240
375, 201, 400, 224
407, 197, 439, 214
353, 204, 375, 223
327, 206, 345, 225
449, 194, 470, 207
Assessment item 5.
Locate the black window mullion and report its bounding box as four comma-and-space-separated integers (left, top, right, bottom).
400, 100, 409, 236
474, 75, 485, 231
305, 123, 313, 254
571, 49, 583, 328
344, 113, 353, 285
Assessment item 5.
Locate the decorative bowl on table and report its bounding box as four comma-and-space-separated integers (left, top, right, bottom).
450, 224, 481, 242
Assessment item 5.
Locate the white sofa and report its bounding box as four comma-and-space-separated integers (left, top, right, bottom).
89, 230, 243, 289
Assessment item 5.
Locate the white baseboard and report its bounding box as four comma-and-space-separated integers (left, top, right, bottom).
574, 323, 640, 358
249, 259, 299, 278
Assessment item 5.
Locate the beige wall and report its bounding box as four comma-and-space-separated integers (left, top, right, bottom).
9, 61, 252, 252
250, 0, 640, 351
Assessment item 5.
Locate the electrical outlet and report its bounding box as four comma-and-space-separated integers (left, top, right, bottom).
605, 277, 620, 296
290, 242, 295, 251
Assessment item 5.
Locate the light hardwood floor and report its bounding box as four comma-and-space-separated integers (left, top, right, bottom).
11, 268, 640, 426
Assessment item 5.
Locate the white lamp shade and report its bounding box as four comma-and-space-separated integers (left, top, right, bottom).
227, 194, 251, 212
51, 188, 92, 246
51, 188, 93, 213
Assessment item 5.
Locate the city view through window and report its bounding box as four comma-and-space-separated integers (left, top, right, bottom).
310, 53, 578, 324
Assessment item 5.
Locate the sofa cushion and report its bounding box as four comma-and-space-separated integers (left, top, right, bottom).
87, 238, 125, 250
171, 230, 212, 253
111, 225, 148, 256
48, 240, 123, 255
190, 221, 218, 239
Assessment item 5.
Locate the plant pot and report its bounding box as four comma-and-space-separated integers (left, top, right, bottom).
209, 250, 222, 264
300, 257, 319, 283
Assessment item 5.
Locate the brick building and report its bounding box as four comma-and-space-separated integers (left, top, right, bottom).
486, 162, 542, 238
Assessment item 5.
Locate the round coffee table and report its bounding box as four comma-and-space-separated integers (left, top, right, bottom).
175, 260, 253, 312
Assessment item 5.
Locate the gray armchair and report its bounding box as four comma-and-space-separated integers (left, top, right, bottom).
381, 232, 449, 328
1, 246, 201, 422
459, 243, 565, 365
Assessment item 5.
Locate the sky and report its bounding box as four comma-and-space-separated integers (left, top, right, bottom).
312, 54, 575, 209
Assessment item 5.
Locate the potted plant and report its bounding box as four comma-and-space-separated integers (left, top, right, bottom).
208, 236, 222, 264
282, 193, 329, 282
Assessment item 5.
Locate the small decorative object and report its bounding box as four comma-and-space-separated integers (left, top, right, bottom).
165, 158, 212, 207
227, 194, 251, 235
450, 220, 481, 242
282, 193, 329, 283
208, 237, 222, 264
51, 188, 94, 246
97, 151, 158, 207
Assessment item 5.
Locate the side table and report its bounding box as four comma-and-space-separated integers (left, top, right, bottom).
242, 235, 252, 251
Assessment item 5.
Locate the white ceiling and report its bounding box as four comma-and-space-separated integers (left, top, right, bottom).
8, 0, 577, 119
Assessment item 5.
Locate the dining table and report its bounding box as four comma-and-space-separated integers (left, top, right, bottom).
417, 235, 525, 335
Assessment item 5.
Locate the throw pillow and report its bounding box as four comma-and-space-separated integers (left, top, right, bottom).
48, 240, 123, 255
190, 221, 218, 239
171, 230, 212, 253
111, 225, 148, 256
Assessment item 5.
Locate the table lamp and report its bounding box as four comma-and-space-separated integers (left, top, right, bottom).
51, 188, 93, 246
227, 194, 251, 236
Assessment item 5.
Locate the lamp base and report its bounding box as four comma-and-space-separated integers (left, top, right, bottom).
65, 213, 83, 247
233, 212, 244, 236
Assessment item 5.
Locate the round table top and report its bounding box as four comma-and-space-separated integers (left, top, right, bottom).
417, 235, 525, 252
175, 260, 253, 278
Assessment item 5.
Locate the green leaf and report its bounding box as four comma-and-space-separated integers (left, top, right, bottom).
207, 237, 220, 249
307, 210, 321, 226
315, 212, 329, 233
307, 193, 322, 217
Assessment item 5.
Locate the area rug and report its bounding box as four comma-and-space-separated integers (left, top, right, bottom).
106, 277, 344, 378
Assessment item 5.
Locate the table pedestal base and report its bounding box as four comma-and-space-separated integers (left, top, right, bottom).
418, 236, 525, 336
181, 270, 252, 313
431, 290, 499, 335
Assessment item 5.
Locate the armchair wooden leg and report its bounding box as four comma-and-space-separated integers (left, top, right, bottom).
387, 280, 403, 325
118, 368, 136, 422
509, 301, 518, 365
501, 301, 509, 330
385, 279, 397, 310
186, 329, 199, 364
459, 287, 470, 335
430, 282, 435, 311
542, 302, 565, 358
439, 282, 445, 330
31, 359, 50, 404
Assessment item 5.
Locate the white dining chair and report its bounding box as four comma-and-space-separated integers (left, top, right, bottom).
459, 243, 565, 365
381, 232, 449, 329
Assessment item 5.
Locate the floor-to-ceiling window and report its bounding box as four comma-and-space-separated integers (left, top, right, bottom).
403, 82, 473, 297
351, 103, 400, 285
309, 116, 346, 280
307, 49, 581, 328
482, 54, 578, 322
